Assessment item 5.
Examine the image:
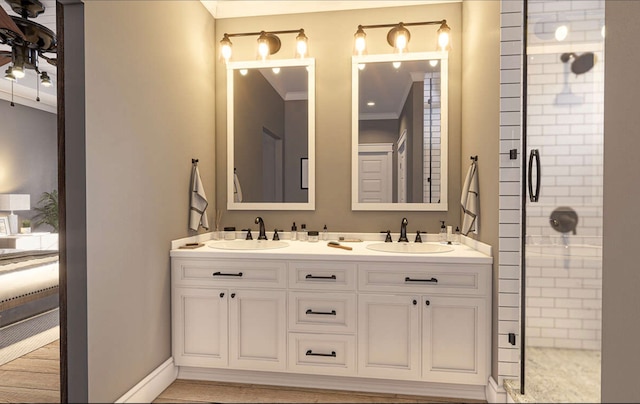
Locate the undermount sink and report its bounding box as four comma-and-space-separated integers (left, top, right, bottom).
207, 240, 289, 250
366, 242, 454, 254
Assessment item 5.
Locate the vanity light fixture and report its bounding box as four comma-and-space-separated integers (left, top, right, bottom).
219, 28, 309, 63
353, 19, 451, 55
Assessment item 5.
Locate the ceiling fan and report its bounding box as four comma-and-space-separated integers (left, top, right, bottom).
0, 0, 56, 103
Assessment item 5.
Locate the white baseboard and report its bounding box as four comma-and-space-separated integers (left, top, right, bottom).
486, 376, 507, 403
115, 357, 178, 403
178, 366, 488, 401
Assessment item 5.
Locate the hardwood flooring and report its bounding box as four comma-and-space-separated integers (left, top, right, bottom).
0, 341, 485, 403
0, 340, 60, 403
154, 379, 485, 403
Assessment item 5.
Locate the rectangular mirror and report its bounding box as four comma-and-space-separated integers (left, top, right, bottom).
351, 52, 448, 211
227, 58, 315, 210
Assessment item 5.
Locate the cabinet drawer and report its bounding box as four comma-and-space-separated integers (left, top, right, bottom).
172, 259, 286, 288
288, 333, 356, 376
358, 263, 489, 295
289, 261, 356, 291
288, 292, 356, 333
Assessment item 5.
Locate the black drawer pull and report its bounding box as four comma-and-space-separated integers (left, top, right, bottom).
213, 271, 243, 277
305, 309, 337, 316
404, 277, 438, 283
306, 350, 336, 357
305, 274, 337, 280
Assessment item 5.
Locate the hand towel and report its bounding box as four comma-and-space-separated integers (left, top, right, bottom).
461, 161, 479, 235
189, 166, 209, 231
233, 171, 243, 203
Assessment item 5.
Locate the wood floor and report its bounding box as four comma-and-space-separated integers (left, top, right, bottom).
154, 379, 485, 403
0, 341, 484, 403
0, 340, 60, 403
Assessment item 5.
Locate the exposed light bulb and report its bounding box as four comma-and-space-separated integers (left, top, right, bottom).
296, 29, 308, 58
395, 33, 408, 52
40, 72, 52, 87
258, 41, 270, 60
438, 31, 450, 51
4, 67, 16, 82
220, 35, 233, 63
12, 65, 25, 79
354, 26, 366, 56
555, 25, 568, 41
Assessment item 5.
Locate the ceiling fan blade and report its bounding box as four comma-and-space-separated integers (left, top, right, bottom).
0, 6, 25, 40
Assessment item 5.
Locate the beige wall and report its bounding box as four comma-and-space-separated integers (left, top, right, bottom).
602, 1, 640, 401
84, 1, 216, 401
461, 0, 501, 381
215, 3, 463, 233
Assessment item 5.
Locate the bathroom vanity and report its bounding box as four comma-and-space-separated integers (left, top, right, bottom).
170, 235, 492, 399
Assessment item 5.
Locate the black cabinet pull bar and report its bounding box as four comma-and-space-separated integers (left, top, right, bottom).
305, 309, 337, 316
306, 350, 336, 357
404, 277, 438, 283
305, 274, 337, 280
213, 271, 243, 277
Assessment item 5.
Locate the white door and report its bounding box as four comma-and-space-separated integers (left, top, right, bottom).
262, 129, 283, 202
358, 144, 393, 203
422, 296, 487, 384
357, 294, 421, 380
397, 130, 407, 203
172, 287, 228, 367
229, 289, 287, 370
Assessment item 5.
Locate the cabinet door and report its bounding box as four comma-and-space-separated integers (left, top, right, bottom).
229, 289, 287, 370
422, 296, 488, 384
172, 287, 228, 367
357, 294, 421, 380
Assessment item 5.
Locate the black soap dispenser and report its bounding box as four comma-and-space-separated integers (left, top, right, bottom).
291, 222, 297, 241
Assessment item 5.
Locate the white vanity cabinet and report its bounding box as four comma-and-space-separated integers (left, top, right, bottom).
357, 262, 491, 385
172, 259, 287, 371
171, 241, 492, 399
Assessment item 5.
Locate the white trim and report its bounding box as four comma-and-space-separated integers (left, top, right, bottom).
486, 376, 507, 403
114, 358, 178, 403
178, 367, 488, 401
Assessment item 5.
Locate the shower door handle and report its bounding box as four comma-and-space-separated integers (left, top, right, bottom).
528, 149, 541, 202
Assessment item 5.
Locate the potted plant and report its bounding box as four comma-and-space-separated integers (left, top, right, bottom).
33, 190, 59, 233
20, 219, 31, 234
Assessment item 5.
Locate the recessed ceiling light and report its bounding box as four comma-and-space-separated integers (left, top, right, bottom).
358, 63, 366, 70
555, 25, 568, 41
429, 60, 438, 67
392, 61, 401, 69
367, 101, 375, 106
239, 69, 248, 76
272, 67, 280, 74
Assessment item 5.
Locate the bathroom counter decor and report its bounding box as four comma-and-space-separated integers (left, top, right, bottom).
169, 232, 492, 401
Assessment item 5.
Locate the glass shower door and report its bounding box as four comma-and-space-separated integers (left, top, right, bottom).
522, 0, 605, 400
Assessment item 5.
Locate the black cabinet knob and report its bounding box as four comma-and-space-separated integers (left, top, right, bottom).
231, 293, 236, 298
219, 292, 225, 298
425, 300, 430, 306
413, 299, 417, 305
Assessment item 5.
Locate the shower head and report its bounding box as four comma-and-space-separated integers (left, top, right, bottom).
560, 52, 597, 75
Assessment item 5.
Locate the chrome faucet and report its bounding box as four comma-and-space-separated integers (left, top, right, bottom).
255, 217, 267, 240
398, 217, 409, 242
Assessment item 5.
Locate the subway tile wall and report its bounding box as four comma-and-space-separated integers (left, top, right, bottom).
424, 72, 441, 204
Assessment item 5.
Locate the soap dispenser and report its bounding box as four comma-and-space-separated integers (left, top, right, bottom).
291, 222, 297, 241
439, 221, 447, 244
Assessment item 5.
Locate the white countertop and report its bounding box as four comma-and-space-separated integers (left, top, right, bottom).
170, 232, 493, 265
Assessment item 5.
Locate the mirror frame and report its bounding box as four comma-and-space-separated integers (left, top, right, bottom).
226, 58, 316, 210
351, 51, 449, 211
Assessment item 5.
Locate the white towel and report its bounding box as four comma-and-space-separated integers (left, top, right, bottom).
233, 171, 243, 203
461, 161, 479, 235
189, 166, 209, 231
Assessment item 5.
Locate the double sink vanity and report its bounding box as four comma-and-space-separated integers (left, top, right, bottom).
170, 232, 492, 399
